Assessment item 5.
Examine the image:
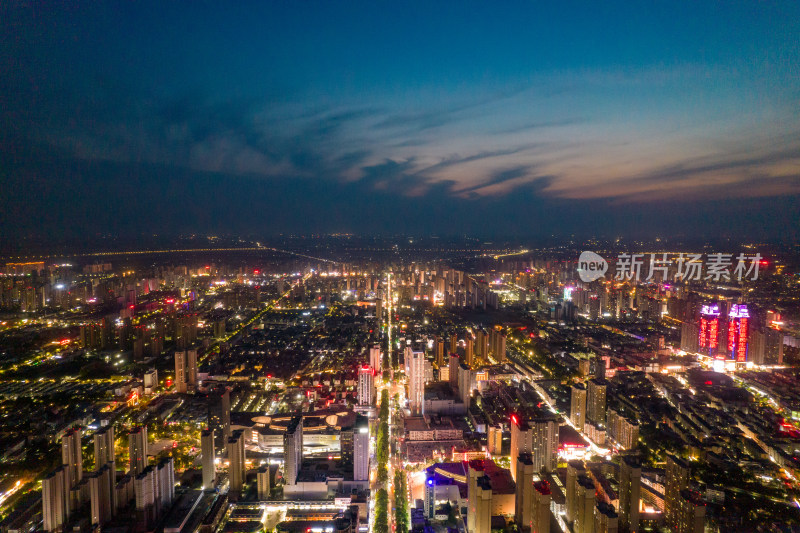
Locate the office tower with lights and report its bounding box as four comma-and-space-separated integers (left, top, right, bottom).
698, 303, 722, 357
619, 455, 641, 532
227, 430, 246, 497
353, 414, 370, 481
515, 453, 534, 531
201, 429, 216, 490
570, 383, 587, 429
727, 304, 750, 362
358, 366, 375, 406
283, 415, 303, 485
129, 426, 148, 476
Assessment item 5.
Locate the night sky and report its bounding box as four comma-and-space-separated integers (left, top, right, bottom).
1, 2, 799, 242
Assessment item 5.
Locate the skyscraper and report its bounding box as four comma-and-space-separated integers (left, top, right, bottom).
570, 383, 587, 429
587, 378, 607, 424
201, 429, 216, 490
619, 455, 641, 532
353, 414, 370, 481
515, 453, 534, 531
129, 426, 148, 476
727, 304, 750, 362
465, 336, 475, 368
449, 353, 460, 391
358, 366, 375, 406
283, 415, 303, 485
227, 430, 246, 497
435, 337, 445, 368
467, 460, 485, 533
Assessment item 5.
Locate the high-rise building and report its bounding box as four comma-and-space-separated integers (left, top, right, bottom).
257, 466, 270, 500
62, 427, 83, 488
156, 457, 175, 508
449, 353, 460, 391
89, 464, 114, 527
665, 454, 690, 530
175, 349, 198, 393
208, 386, 231, 443
129, 426, 148, 476
450, 334, 458, 354
227, 430, 246, 497
467, 460, 485, 533
353, 415, 370, 481
474, 475, 493, 533
510, 415, 531, 482
490, 327, 507, 363
594, 502, 619, 533
370, 345, 382, 373
143, 368, 158, 394
283, 415, 303, 485
42, 467, 68, 532
134, 466, 157, 528
458, 363, 473, 406
358, 366, 375, 406
574, 475, 596, 533
94, 425, 115, 470
476, 330, 488, 364
587, 379, 607, 424
619, 455, 641, 532
435, 338, 445, 368
531, 416, 559, 473
676, 489, 705, 533
201, 429, 215, 490
570, 383, 587, 429
727, 304, 750, 362
531, 480, 551, 533
175, 350, 187, 393
698, 303, 722, 357
408, 349, 426, 415
465, 337, 475, 368
515, 453, 534, 531
566, 461, 586, 523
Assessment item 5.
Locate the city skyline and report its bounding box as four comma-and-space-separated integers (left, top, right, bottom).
2, 2, 799, 241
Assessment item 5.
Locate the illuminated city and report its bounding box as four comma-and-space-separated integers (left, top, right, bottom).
1, 3, 800, 533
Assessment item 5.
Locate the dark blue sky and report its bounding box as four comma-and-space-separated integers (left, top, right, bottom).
1, 1, 799, 241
